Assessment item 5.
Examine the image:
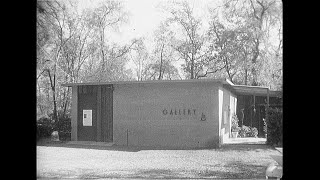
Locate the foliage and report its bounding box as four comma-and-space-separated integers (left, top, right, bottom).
264, 107, 283, 146
37, 0, 133, 120
231, 113, 240, 132
248, 127, 258, 138
239, 125, 250, 137
37, 117, 54, 140
238, 125, 258, 138
37, 111, 71, 141
143, 22, 181, 80
130, 38, 150, 81
144, 60, 180, 80
162, 1, 212, 79
231, 113, 258, 137
55, 115, 71, 141
37, 0, 282, 121
207, 18, 250, 83
206, 0, 282, 87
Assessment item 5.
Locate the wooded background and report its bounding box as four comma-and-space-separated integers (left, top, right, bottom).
37, 0, 282, 121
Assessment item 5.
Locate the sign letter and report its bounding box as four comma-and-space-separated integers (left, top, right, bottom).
163, 109, 168, 115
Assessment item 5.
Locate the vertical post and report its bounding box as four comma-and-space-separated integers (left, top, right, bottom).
251, 95, 255, 127
218, 88, 223, 148
258, 105, 260, 136
266, 88, 270, 139
126, 129, 129, 146
71, 86, 78, 141
267, 88, 270, 114
97, 86, 102, 142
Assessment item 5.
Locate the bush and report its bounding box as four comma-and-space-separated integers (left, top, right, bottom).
37, 117, 54, 140
37, 112, 71, 141
231, 113, 240, 132
239, 125, 250, 137
249, 127, 258, 138
264, 107, 283, 146
238, 125, 258, 138
56, 116, 71, 141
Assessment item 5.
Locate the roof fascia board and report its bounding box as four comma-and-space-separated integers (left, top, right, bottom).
61, 78, 230, 87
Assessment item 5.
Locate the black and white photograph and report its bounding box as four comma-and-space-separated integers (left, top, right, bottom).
37, 0, 283, 179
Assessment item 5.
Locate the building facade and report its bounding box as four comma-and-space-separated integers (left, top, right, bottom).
62, 78, 279, 148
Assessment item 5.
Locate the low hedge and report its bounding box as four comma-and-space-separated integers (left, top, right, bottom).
36, 114, 71, 141
36, 117, 54, 140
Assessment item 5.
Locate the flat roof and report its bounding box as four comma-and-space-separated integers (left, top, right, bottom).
225, 84, 281, 97
61, 78, 233, 87
61, 78, 281, 97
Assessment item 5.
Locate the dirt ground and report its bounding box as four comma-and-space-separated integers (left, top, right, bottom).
36, 142, 281, 179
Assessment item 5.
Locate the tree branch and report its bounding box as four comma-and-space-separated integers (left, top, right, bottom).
197, 64, 225, 79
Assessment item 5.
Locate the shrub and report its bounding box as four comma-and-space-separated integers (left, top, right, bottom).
249, 127, 258, 138
56, 116, 71, 141
231, 114, 240, 132
37, 112, 72, 141
37, 117, 54, 140
239, 125, 250, 137
238, 125, 258, 138
264, 107, 283, 146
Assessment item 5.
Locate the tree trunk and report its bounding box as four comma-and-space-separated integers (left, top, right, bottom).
62, 86, 70, 118
158, 44, 165, 80
63, 99, 68, 118
53, 92, 57, 121
224, 57, 233, 82
47, 68, 58, 124
251, 39, 260, 86
99, 27, 106, 82
37, 83, 44, 116
190, 53, 194, 79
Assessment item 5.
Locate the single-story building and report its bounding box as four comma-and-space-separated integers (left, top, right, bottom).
62, 78, 281, 148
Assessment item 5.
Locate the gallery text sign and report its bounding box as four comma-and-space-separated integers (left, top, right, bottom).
163, 108, 196, 116
162, 108, 206, 121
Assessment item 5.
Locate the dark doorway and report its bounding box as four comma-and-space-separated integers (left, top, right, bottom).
236, 95, 282, 138
77, 85, 97, 141
77, 85, 114, 142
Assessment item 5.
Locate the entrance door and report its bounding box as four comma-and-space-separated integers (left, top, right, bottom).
77, 86, 97, 141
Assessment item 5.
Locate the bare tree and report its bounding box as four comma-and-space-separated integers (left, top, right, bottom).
37, 0, 76, 122
128, 38, 149, 81
143, 21, 180, 80
84, 0, 129, 82
36, 0, 134, 119
162, 1, 211, 79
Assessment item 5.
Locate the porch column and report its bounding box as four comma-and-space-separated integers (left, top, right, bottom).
253, 95, 256, 111
266, 88, 270, 121
251, 95, 256, 127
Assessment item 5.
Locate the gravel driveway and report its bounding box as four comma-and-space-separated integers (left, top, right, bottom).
37, 143, 281, 179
